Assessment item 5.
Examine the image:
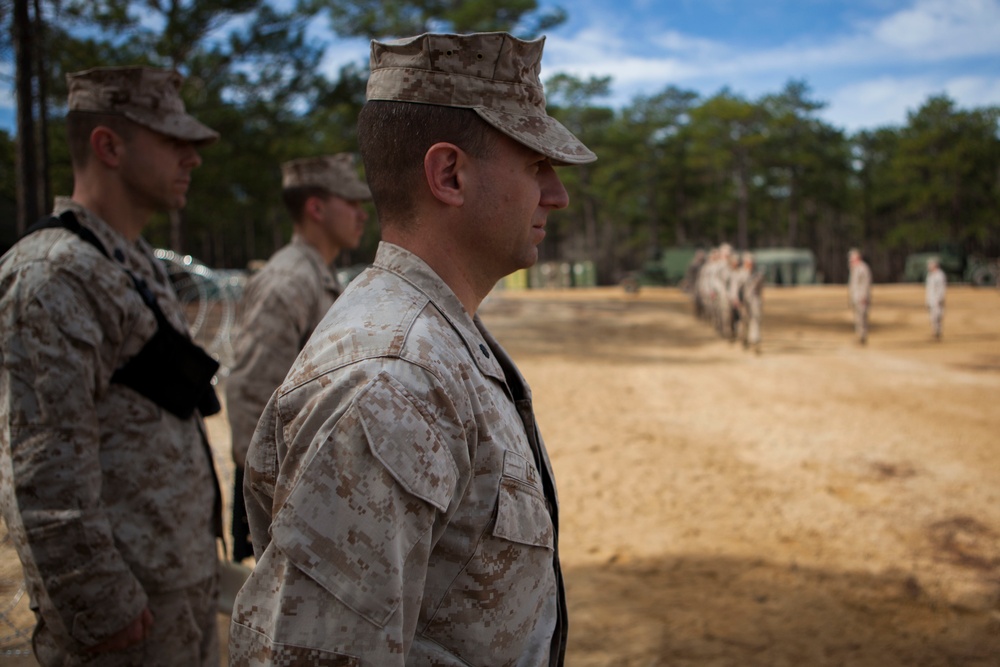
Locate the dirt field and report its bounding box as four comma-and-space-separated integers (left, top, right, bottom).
3, 283, 999, 665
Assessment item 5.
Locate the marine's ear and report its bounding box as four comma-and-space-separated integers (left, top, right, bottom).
90, 126, 126, 168
423, 142, 467, 208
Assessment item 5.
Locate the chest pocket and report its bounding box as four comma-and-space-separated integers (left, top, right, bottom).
493, 449, 554, 550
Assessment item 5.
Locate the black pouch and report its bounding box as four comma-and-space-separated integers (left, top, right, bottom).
110, 276, 221, 419
25, 211, 221, 418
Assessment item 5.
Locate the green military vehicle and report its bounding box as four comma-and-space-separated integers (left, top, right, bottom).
750, 247, 819, 285
638, 246, 700, 286
638, 246, 820, 287
902, 244, 998, 286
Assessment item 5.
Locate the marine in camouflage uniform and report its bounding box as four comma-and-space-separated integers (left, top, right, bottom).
848, 248, 872, 344
924, 257, 947, 340
738, 253, 765, 353
229, 32, 596, 666
225, 154, 371, 562
697, 247, 720, 324
712, 244, 734, 338
724, 250, 742, 341
0, 67, 222, 666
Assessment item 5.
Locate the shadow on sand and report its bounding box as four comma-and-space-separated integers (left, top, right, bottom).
564, 552, 1000, 667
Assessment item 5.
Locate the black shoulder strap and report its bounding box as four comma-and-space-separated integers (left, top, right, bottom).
26, 210, 165, 312
25, 210, 111, 260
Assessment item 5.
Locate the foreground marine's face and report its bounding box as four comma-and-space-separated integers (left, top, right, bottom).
467, 132, 570, 280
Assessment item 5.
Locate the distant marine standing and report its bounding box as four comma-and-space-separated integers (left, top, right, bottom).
737, 252, 765, 353
225, 153, 372, 561
925, 257, 947, 340
848, 248, 872, 344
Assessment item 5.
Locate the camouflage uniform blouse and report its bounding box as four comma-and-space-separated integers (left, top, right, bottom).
230, 242, 566, 666
226, 236, 342, 468
0, 198, 220, 650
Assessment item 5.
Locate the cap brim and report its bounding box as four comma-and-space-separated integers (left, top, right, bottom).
125, 110, 220, 146
331, 180, 373, 202
474, 108, 596, 166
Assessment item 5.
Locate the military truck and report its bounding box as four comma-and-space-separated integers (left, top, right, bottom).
638, 245, 820, 287
902, 244, 998, 286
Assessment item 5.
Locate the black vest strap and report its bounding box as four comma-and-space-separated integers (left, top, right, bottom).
26, 210, 110, 258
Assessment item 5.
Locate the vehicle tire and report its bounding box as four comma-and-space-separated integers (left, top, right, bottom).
969, 264, 997, 287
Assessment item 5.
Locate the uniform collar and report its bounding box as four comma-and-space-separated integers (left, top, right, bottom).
372, 241, 509, 385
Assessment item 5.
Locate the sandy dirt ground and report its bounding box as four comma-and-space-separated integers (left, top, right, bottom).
2, 283, 999, 665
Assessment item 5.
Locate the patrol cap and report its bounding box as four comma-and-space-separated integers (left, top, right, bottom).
281, 154, 372, 201
366, 32, 597, 166
67, 66, 219, 145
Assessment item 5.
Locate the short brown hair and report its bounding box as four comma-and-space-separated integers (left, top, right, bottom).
357, 100, 497, 226
66, 110, 136, 169
281, 186, 333, 223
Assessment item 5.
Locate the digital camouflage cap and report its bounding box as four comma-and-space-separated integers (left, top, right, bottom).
67, 66, 219, 145
366, 32, 597, 165
281, 154, 372, 201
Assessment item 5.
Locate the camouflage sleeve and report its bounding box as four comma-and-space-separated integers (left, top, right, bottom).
233, 368, 468, 664
3, 273, 147, 647
227, 286, 309, 468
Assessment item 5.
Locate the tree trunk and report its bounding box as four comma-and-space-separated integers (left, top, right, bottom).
734, 150, 749, 250
33, 0, 51, 213
14, 0, 39, 234
244, 217, 255, 266
786, 170, 800, 247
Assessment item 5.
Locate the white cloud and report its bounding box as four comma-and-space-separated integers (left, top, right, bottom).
867, 0, 1000, 58
821, 73, 1000, 132
944, 74, 1000, 108
540, 0, 1000, 129
823, 76, 934, 131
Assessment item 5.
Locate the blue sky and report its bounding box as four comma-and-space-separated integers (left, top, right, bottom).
313, 0, 1000, 133
2, 0, 998, 134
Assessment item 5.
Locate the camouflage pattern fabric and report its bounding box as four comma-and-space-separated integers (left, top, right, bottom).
32, 573, 219, 666
226, 236, 343, 468
367, 32, 596, 166
0, 198, 220, 663
230, 242, 565, 666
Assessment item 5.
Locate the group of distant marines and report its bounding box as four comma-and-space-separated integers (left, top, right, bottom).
682, 243, 765, 353
681, 244, 950, 351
